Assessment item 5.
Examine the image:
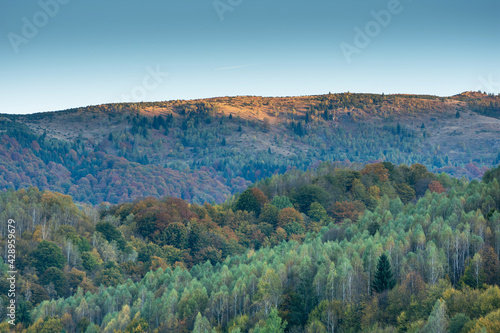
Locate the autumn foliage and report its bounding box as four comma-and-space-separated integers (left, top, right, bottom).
328, 200, 366, 222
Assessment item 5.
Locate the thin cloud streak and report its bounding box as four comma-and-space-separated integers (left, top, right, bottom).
214, 64, 251, 71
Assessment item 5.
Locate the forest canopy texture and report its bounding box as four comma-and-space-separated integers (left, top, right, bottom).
0, 162, 499, 332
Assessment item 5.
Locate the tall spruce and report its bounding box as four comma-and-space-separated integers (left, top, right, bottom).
371, 253, 396, 293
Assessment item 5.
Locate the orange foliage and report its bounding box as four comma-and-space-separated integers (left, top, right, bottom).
250, 187, 269, 205
133, 197, 198, 237
328, 200, 365, 222
362, 163, 389, 182
221, 226, 239, 241
79, 277, 98, 294
149, 256, 169, 271
428, 180, 445, 193
277, 207, 304, 228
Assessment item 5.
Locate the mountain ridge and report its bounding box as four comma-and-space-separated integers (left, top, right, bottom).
1, 92, 499, 205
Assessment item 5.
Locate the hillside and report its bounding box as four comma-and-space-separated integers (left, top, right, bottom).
1, 92, 499, 205
0, 162, 498, 332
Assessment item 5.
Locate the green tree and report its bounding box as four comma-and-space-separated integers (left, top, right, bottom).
292, 185, 329, 213
422, 299, 448, 333
371, 254, 396, 293
448, 313, 470, 333
259, 204, 280, 226
81, 251, 99, 271
192, 312, 212, 333
308, 202, 328, 223
16, 298, 32, 326
462, 253, 484, 288
270, 196, 293, 210
253, 308, 287, 333
162, 222, 188, 248
77, 317, 91, 333
96, 222, 126, 250
368, 221, 380, 236
235, 189, 262, 215
30, 240, 65, 273
257, 268, 283, 315
39, 267, 68, 297
96, 262, 123, 287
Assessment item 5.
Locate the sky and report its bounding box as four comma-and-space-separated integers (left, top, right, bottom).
0, 0, 499, 114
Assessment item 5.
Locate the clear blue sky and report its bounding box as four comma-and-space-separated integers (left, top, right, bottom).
1, 0, 499, 114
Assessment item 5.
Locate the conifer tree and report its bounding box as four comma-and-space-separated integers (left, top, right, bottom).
371, 253, 396, 293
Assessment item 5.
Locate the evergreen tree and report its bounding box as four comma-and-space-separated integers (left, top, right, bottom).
367, 221, 380, 236
371, 253, 396, 293
16, 298, 31, 326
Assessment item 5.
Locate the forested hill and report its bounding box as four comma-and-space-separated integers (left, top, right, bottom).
0, 162, 499, 332
1, 92, 499, 205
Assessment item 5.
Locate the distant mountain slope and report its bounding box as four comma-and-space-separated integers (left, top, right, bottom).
1, 92, 499, 204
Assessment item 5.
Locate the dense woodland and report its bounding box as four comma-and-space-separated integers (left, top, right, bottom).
1, 92, 499, 205
0, 162, 499, 332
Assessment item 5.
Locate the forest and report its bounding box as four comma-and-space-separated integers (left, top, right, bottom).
0, 161, 499, 332
1, 92, 499, 206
